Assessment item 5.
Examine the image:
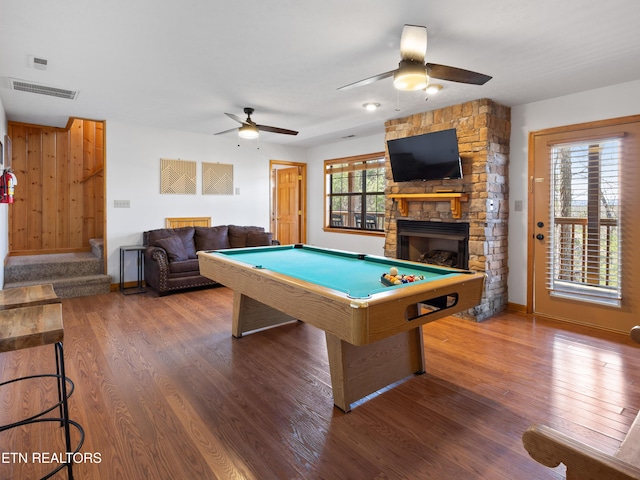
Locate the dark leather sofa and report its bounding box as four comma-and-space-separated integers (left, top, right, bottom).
143, 225, 274, 295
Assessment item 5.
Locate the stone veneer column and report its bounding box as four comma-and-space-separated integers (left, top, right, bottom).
384, 98, 510, 321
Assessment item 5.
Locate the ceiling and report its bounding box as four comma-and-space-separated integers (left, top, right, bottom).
1, 1, 640, 148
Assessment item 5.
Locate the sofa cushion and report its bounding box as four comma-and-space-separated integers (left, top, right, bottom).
228, 225, 266, 248
168, 259, 201, 275
147, 227, 197, 259
155, 236, 189, 262
246, 231, 273, 247
194, 225, 230, 251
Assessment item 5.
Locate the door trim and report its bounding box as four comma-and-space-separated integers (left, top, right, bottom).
269, 159, 307, 244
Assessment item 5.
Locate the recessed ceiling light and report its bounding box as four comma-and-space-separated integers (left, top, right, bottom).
425, 84, 443, 95
363, 102, 381, 111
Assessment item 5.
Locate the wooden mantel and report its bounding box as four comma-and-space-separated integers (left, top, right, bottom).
388, 193, 469, 219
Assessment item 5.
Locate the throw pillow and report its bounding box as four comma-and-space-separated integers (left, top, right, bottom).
155, 236, 189, 262
194, 226, 230, 251
147, 227, 196, 259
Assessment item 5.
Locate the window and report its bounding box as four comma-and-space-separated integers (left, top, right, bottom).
325, 153, 385, 233
548, 136, 622, 306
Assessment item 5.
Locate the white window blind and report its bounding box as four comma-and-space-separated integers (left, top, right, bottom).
548, 136, 622, 306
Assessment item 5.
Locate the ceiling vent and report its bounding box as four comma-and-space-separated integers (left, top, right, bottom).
9, 78, 78, 100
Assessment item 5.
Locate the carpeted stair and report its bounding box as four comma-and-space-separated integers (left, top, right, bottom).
3, 239, 112, 298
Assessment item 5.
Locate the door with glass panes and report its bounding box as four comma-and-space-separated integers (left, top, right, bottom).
531, 116, 640, 332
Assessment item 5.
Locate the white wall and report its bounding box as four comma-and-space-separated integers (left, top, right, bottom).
305, 133, 387, 256
0, 98, 7, 287
508, 79, 640, 305
5, 79, 640, 300
106, 121, 305, 282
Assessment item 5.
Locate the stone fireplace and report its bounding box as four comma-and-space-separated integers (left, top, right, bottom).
384, 99, 510, 321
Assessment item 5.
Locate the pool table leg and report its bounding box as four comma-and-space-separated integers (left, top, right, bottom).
325, 327, 426, 412
232, 293, 298, 338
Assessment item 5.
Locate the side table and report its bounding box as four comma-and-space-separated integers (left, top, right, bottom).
0, 303, 84, 480
119, 245, 146, 294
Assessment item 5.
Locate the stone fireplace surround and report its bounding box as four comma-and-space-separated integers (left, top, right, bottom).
383, 98, 510, 321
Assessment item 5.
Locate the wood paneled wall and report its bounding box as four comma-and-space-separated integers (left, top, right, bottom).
8, 119, 105, 255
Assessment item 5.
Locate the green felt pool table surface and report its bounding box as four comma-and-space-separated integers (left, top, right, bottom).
213, 244, 464, 299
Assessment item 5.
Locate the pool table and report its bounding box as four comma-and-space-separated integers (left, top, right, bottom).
198, 244, 484, 411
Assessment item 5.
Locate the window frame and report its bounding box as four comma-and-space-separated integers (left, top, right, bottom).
323, 152, 386, 236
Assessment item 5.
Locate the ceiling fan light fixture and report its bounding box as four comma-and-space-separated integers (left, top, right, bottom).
425, 84, 443, 95
393, 61, 428, 91
238, 123, 259, 139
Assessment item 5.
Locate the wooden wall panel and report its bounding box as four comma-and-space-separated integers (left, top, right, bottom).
9, 126, 28, 250
94, 122, 105, 240
26, 126, 43, 251
68, 120, 83, 248
56, 129, 69, 249
42, 129, 57, 249
7, 119, 105, 255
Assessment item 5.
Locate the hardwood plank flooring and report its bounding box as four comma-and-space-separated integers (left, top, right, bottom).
1, 287, 639, 479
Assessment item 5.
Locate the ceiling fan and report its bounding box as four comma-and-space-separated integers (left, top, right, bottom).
338, 24, 492, 92
215, 107, 298, 139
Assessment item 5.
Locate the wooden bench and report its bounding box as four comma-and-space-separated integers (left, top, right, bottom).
523, 327, 640, 480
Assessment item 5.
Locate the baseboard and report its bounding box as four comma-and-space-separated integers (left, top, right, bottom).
507, 302, 527, 313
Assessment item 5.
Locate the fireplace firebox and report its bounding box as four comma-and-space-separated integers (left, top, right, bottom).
397, 220, 469, 270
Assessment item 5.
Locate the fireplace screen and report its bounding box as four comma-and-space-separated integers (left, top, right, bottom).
397, 220, 469, 270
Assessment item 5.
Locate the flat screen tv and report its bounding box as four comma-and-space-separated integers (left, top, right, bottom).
387, 128, 462, 182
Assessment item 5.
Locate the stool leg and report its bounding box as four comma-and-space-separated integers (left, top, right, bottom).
55, 342, 74, 480
55, 345, 63, 426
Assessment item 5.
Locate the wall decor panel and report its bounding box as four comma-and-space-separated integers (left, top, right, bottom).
202, 162, 233, 195
160, 158, 197, 194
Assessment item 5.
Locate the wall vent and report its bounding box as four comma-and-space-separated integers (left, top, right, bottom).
32, 57, 48, 70
9, 78, 78, 100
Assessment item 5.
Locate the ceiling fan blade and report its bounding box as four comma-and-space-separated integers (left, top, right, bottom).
426, 63, 492, 85
224, 112, 248, 124
214, 127, 240, 135
400, 24, 427, 63
337, 70, 396, 91
257, 124, 298, 136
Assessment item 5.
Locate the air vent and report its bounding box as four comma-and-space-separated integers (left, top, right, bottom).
9, 78, 78, 100
32, 57, 48, 70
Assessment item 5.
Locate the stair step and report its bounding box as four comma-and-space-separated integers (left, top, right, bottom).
89, 238, 105, 260
5, 252, 103, 283
3, 246, 112, 299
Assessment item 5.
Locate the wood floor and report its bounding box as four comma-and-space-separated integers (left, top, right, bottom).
1, 287, 639, 479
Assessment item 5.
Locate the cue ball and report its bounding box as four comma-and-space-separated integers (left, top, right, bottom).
389, 267, 398, 276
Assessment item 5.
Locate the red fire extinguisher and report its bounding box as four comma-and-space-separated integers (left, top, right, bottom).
0, 170, 17, 204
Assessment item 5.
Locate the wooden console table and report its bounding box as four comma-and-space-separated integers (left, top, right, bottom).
388, 193, 469, 218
